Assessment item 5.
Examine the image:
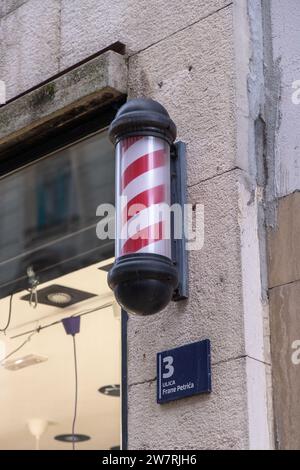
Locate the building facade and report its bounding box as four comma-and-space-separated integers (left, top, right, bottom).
0, 0, 300, 450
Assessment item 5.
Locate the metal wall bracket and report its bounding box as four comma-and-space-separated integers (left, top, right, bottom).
171, 141, 189, 301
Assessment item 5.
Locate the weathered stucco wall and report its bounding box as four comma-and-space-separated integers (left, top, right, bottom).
0, 0, 273, 449
263, 0, 300, 450
263, 0, 300, 199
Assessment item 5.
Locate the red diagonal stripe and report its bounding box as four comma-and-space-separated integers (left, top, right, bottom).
121, 136, 143, 153
122, 149, 166, 190
122, 221, 164, 254
122, 185, 166, 224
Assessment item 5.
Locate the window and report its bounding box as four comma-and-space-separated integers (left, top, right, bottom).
0, 127, 114, 299
0, 99, 125, 450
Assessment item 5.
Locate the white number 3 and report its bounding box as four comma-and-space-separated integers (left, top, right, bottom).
162, 356, 174, 379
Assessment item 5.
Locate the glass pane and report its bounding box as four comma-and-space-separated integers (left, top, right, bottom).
115, 136, 171, 259
0, 129, 114, 299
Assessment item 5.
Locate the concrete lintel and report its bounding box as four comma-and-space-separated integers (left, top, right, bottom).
0, 51, 127, 150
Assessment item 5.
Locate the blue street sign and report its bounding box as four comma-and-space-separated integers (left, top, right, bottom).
157, 340, 211, 404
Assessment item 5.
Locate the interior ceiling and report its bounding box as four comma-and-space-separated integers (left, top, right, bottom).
0, 258, 121, 450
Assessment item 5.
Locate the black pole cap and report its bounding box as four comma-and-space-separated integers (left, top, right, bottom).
109, 98, 177, 145
108, 254, 178, 316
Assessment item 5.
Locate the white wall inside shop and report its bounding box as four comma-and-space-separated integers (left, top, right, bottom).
0, 261, 121, 450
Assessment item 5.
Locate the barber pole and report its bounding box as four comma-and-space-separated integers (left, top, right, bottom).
108, 99, 179, 316
116, 135, 171, 259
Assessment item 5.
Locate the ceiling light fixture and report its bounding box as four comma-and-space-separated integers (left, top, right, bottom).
21, 285, 97, 308
15, 359, 24, 365
47, 292, 72, 305
98, 384, 120, 397
28, 419, 48, 451
54, 434, 90, 443
1, 354, 48, 371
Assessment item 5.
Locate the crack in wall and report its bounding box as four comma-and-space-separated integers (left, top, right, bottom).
0, 0, 28, 20
129, 377, 156, 388
128, 353, 271, 389
188, 166, 239, 189
129, 2, 233, 59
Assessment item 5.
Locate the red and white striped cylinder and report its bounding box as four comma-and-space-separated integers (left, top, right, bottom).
115, 135, 171, 259
108, 98, 178, 316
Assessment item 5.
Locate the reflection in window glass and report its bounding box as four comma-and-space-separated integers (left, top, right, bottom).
0, 130, 115, 299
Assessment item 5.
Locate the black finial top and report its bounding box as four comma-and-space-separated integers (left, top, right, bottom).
109, 98, 177, 145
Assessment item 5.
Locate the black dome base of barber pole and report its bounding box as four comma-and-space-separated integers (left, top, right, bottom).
108, 253, 178, 316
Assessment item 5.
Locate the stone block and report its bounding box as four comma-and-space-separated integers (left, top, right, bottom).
128, 6, 235, 186
0, 0, 60, 100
